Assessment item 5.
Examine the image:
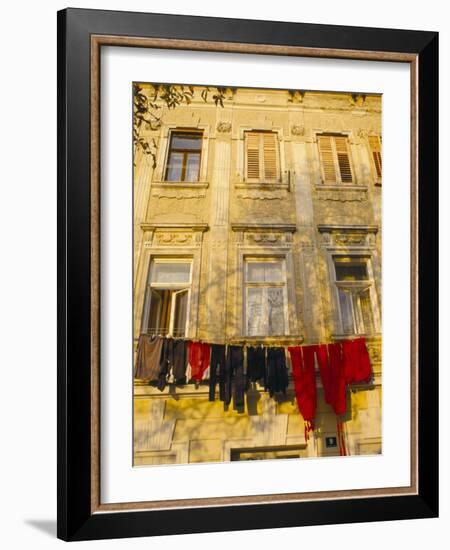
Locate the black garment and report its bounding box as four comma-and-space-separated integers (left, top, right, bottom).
266, 347, 289, 397
171, 338, 188, 383
247, 346, 267, 386
157, 338, 188, 391
227, 345, 245, 410
209, 344, 226, 402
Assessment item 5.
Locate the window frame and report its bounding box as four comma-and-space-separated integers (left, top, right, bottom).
244, 130, 281, 184
368, 134, 382, 185
243, 257, 289, 337
142, 258, 193, 337
331, 255, 380, 336
164, 129, 203, 183
317, 132, 355, 185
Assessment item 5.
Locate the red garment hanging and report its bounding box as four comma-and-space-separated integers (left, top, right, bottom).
188, 342, 211, 382
288, 345, 317, 440
316, 344, 332, 405
326, 342, 347, 416
342, 337, 372, 385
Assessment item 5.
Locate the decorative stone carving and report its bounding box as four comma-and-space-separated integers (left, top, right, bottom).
334, 234, 367, 246
350, 93, 367, 107
245, 233, 283, 245
357, 128, 369, 139
152, 188, 207, 199
318, 224, 378, 249
366, 343, 382, 363
216, 121, 232, 133
155, 232, 194, 246
291, 124, 305, 136
316, 188, 368, 202
236, 189, 286, 200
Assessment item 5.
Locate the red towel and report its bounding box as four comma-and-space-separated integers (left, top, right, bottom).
288, 345, 317, 440
188, 342, 211, 382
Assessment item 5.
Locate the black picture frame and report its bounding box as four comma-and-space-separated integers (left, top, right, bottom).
57, 7, 438, 541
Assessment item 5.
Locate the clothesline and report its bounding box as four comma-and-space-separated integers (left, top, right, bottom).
135, 334, 373, 456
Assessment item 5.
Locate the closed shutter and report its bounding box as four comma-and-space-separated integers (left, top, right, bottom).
245, 131, 279, 182
262, 132, 278, 180
246, 132, 260, 180
334, 136, 353, 183
369, 135, 382, 179
318, 135, 337, 183
318, 134, 354, 184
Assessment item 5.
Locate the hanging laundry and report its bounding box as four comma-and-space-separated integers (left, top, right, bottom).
134, 334, 164, 382
288, 345, 317, 441
326, 342, 347, 416
188, 341, 211, 383
342, 337, 372, 385
157, 338, 189, 390
247, 346, 267, 387
266, 347, 289, 397
227, 345, 245, 410
316, 344, 333, 405
209, 343, 226, 402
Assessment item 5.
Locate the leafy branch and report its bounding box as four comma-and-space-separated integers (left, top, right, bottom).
133, 84, 236, 167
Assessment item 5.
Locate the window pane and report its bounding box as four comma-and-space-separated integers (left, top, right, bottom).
246, 287, 265, 336
165, 152, 183, 181
358, 288, 374, 334
151, 262, 191, 284
184, 153, 200, 182
173, 290, 188, 337
171, 133, 202, 150
335, 262, 368, 281
147, 289, 171, 334
267, 287, 285, 335
246, 261, 283, 283
338, 288, 354, 334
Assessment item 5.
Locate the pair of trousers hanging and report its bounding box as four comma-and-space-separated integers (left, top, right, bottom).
266, 347, 289, 396
209, 343, 226, 402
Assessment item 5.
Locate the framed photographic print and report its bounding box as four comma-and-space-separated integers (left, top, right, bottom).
57, 8, 438, 541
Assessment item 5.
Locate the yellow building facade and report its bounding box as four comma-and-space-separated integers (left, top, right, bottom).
133, 85, 382, 466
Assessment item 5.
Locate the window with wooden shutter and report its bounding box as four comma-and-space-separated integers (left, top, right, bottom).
368, 135, 382, 182
245, 131, 279, 182
317, 134, 354, 184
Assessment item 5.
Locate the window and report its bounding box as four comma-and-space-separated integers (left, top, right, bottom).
165, 131, 202, 182
317, 134, 354, 184
333, 257, 376, 335
143, 260, 191, 336
244, 259, 288, 336
368, 135, 382, 182
245, 131, 279, 182
230, 445, 307, 461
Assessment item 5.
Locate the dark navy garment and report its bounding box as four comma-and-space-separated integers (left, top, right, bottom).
157, 338, 188, 391
209, 343, 226, 402
266, 347, 289, 396
247, 346, 267, 386
227, 345, 245, 410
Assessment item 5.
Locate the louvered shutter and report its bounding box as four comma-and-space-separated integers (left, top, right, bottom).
334, 136, 353, 183
368, 135, 382, 179
246, 132, 260, 180
262, 132, 278, 181
318, 135, 337, 183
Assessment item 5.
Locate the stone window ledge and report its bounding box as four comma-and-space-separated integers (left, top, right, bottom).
235, 182, 289, 190
151, 181, 209, 189
315, 184, 368, 192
